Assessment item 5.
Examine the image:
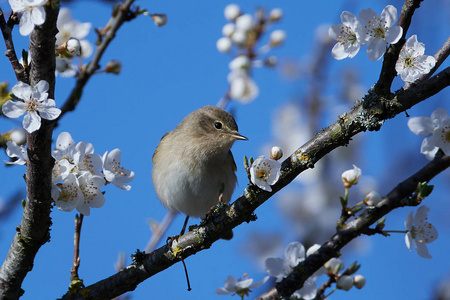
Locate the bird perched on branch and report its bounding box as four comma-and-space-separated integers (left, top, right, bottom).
152, 105, 247, 234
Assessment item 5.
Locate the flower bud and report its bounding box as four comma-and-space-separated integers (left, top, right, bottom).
222, 23, 236, 37
66, 38, 81, 56
270, 146, 283, 160
337, 275, 353, 291
10, 128, 26, 145
229, 55, 250, 70
105, 60, 122, 74
346, 261, 361, 275
217, 37, 232, 53
353, 274, 366, 289
269, 30, 286, 47
269, 8, 283, 22
151, 14, 167, 27
363, 191, 382, 206
324, 258, 344, 275
264, 56, 278, 67
235, 14, 254, 31
231, 30, 247, 45
224, 4, 241, 21
341, 165, 361, 188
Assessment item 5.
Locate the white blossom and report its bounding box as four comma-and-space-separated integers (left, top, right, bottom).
250, 155, 281, 192
216, 274, 269, 297
265, 242, 318, 300
363, 191, 382, 206
102, 149, 135, 190
341, 165, 361, 188
224, 4, 241, 21
396, 35, 436, 83
4, 141, 28, 165
404, 205, 438, 259
359, 5, 403, 61
9, 0, 47, 36
2, 81, 61, 133
269, 30, 286, 47
407, 107, 450, 159
228, 70, 259, 103
329, 11, 364, 60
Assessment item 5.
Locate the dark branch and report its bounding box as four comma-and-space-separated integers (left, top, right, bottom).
0, 5, 59, 300
0, 8, 25, 83
374, 0, 423, 96
274, 154, 450, 297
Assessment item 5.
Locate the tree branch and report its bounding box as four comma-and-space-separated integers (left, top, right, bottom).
60, 58, 450, 300
0, 8, 25, 83
374, 0, 423, 96
58, 0, 136, 120
0, 5, 59, 299
272, 154, 450, 298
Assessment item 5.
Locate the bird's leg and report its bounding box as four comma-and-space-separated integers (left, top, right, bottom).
166, 215, 190, 245
180, 215, 190, 236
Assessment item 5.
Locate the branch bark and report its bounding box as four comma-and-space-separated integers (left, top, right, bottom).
0, 5, 59, 300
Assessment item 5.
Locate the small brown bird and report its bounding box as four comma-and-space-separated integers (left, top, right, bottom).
152, 105, 247, 231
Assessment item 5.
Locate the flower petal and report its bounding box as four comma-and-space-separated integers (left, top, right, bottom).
405, 231, 413, 250
385, 26, 403, 44
2, 100, 26, 118
265, 257, 287, 281
380, 5, 398, 27
284, 242, 305, 268
19, 11, 35, 36
358, 8, 377, 28
367, 38, 387, 61
331, 43, 349, 60
23, 111, 41, 133
407, 116, 434, 136
404, 210, 413, 230
11, 81, 32, 100
414, 239, 432, 258
30, 5, 46, 26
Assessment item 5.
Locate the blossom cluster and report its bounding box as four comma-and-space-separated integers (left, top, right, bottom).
265, 242, 321, 299
329, 5, 403, 61
8, 2, 95, 77
264, 242, 366, 298
217, 4, 286, 104
329, 5, 436, 83
4, 132, 134, 216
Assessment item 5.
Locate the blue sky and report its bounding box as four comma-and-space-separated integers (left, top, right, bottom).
1, 0, 450, 299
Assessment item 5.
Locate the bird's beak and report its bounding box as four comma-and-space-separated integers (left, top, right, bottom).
230, 132, 248, 141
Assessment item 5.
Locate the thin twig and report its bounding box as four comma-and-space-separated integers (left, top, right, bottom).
57, 0, 136, 121
0, 8, 25, 83
71, 214, 84, 280
145, 211, 176, 253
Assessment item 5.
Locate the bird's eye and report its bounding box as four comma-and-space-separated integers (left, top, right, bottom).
214, 121, 223, 129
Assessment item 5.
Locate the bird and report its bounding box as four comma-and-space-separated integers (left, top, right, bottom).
152, 105, 247, 234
